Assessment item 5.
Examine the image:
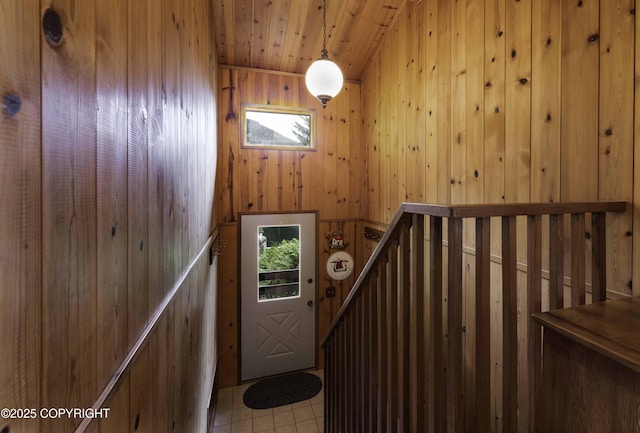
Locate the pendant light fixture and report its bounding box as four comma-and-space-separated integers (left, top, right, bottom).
305, 0, 343, 109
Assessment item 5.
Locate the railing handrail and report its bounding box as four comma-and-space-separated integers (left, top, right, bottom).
402, 200, 627, 218
321, 200, 627, 347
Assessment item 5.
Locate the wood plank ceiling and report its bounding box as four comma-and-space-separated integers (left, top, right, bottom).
213, 0, 409, 80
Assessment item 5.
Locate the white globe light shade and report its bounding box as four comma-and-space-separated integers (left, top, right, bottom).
305, 58, 344, 107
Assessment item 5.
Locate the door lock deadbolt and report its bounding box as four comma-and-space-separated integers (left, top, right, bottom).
307, 300, 314, 307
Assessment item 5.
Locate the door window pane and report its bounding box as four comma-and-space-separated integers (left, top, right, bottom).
257, 225, 300, 301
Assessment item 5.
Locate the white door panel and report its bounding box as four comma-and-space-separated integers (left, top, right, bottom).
240, 212, 316, 381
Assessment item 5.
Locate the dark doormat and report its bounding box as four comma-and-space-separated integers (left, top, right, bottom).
242, 372, 322, 409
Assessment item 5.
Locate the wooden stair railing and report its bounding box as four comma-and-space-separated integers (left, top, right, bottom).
321, 201, 627, 433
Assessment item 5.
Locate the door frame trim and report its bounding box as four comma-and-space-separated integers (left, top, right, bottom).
237, 210, 319, 383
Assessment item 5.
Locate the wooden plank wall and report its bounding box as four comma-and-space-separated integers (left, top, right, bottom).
362, 1, 636, 432
0, 1, 42, 433
215, 66, 364, 386
1, 0, 219, 432
217, 67, 363, 223
362, 0, 635, 297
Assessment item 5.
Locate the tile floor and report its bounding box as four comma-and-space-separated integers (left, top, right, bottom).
212, 370, 324, 433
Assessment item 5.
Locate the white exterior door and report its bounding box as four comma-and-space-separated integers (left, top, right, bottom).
240, 212, 316, 381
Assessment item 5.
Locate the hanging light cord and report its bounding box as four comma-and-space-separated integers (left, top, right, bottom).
321, 0, 328, 58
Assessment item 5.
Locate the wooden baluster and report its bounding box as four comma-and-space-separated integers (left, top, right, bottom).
429, 216, 445, 433
340, 324, 346, 433
330, 328, 335, 433
475, 217, 491, 433
447, 218, 464, 433
362, 286, 371, 433
571, 213, 586, 306
355, 294, 362, 433
335, 335, 340, 433
591, 212, 607, 302
387, 242, 399, 433
549, 214, 564, 309
350, 309, 357, 433
340, 312, 351, 429
399, 221, 411, 433
332, 338, 342, 431
502, 215, 518, 433
377, 259, 389, 433
336, 329, 341, 433
362, 291, 369, 433
341, 311, 352, 429
527, 215, 542, 433
339, 319, 345, 433
412, 214, 426, 433
353, 307, 359, 432
324, 337, 330, 433
369, 275, 378, 432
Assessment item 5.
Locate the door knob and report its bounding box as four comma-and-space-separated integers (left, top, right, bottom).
307, 300, 314, 307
